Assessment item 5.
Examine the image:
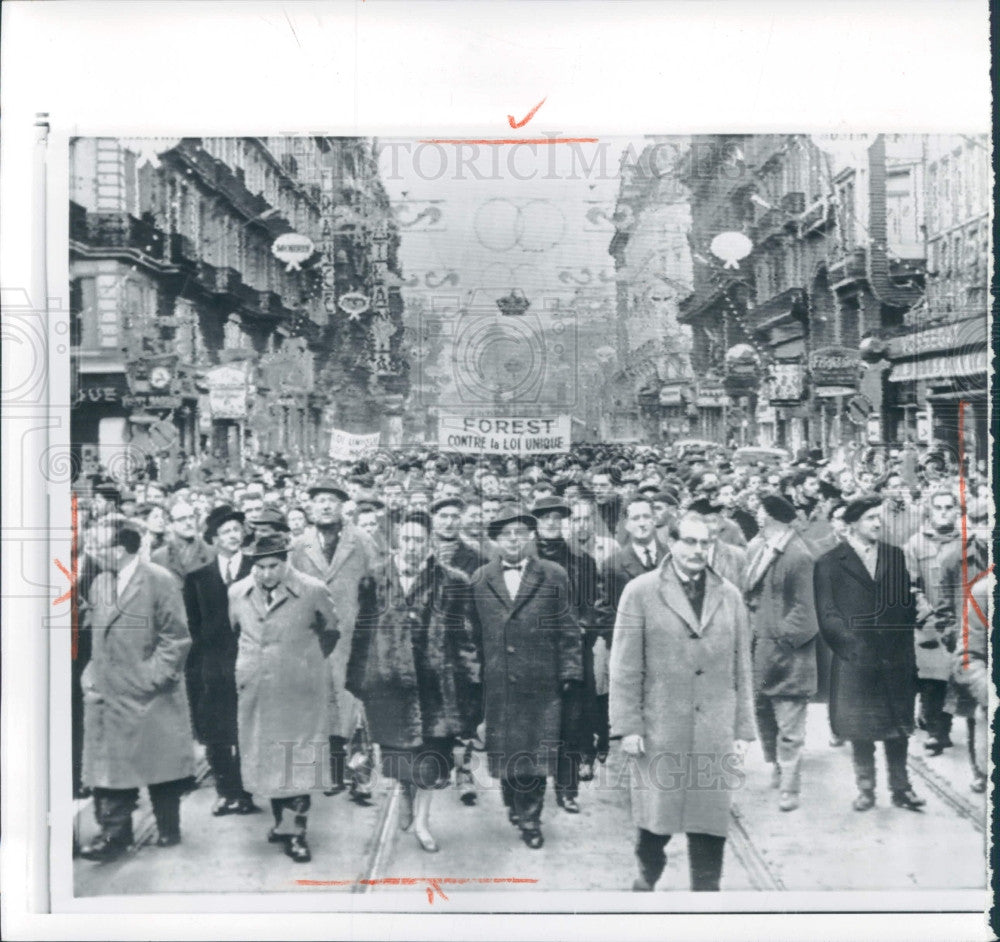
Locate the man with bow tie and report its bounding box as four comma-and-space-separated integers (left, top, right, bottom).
467, 505, 583, 849
744, 495, 819, 812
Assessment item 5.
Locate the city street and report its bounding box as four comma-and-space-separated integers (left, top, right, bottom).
75, 711, 986, 898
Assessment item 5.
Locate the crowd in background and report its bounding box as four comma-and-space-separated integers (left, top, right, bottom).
71, 436, 991, 886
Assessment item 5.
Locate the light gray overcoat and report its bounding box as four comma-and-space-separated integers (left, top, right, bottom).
610, 563, 756, 838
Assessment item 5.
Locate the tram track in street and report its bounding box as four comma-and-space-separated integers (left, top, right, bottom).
727, 802, 786, 891
906, 753, 986, 835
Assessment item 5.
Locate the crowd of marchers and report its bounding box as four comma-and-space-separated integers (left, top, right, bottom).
71, 439, 990, 891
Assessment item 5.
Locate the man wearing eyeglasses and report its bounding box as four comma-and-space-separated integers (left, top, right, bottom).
610, 513, 756, 892
152, 498, 215, 582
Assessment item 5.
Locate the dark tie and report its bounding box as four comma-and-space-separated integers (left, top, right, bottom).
265, 587, 275, 607
322, 531, 337, 563
503, 563, 523, 571
643, 547, 655, 569
224, 560, 235, 585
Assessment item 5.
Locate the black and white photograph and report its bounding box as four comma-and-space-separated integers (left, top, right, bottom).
0, 2, 993, 939
63, 128, 991, 896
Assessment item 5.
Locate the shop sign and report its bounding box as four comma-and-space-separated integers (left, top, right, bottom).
658, 385, 684, 405
768, 362, 805, 405
814, 385, 857, 398
809, 346, 859, 388
74, 373, 129, 407
887, 316, 987, 359
887, 349, 987, 383
206, 364, 248, 420
122, 393, 182, 410
696, 386, 729, 407
337, 291, 370, 318
271, 232, 315, 272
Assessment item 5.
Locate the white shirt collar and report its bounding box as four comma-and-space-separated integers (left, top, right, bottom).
219, 551, 242, 578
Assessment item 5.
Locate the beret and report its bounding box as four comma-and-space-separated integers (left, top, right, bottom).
760, 494, 798, 525
842, 494, 883, 523
686, 497, 720, 516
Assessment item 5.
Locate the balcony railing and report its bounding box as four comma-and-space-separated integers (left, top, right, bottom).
71, 207, 168, 261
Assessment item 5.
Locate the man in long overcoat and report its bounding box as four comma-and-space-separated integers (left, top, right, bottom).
744, 495, 818, 811
902, 490, 961, 754
467, 506, 583, 849
532, 496, 607, 812
183, 505, 256, 816
813, 495, 925, 813
610, 513, 756, 892
79, 516, 196, 862
290, 480, 381, 794
230, 533, 339, 863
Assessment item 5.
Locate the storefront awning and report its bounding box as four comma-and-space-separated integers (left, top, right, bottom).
888, 349, 987, 383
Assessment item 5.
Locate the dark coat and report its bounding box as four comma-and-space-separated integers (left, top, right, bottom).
813, 540, 917, 741
609, 564, 756, 837
81, 561, 195, 789
468, 556, 583, 779
290, 523, 381, 738
151, 535, 215, 583
229, 567, 339, 798
608, 539, 667, 613
449, 539, 488, 578
745, 531, 819, 698
183, 554, 254, 744
346, 557, 479, 748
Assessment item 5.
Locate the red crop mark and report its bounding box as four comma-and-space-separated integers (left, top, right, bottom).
508, 97, 547, 129
55, 494, 80, 658
956, 400, 991, 670
419, 137, 598, 146
295, 876, 538, 903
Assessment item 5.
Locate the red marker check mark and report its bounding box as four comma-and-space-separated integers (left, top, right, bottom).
508, 97, 547, 129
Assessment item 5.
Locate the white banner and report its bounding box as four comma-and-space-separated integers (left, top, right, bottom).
328, 428, 381, 460
438, 414, 571, 454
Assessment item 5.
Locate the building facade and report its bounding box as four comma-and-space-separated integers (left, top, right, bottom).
882, 134, 989, 464
70, 136, 406, 484
673, 134, 977, 456
608, 140, 697, 444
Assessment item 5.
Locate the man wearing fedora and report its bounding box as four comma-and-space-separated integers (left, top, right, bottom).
744, 495, 819, 812
467, 505, 583, 849
814, 494, 925, 813
290, 480, 382, 796
230, 533, 339, 863
532, 496, 605, 812
183, 505, 257, 817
